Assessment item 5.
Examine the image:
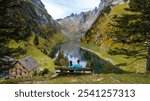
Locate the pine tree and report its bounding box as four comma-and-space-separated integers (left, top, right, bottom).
33, 34, 39, 45
111, 0, 150, 70
112, 0, 150, 44
54, 50, 69, 67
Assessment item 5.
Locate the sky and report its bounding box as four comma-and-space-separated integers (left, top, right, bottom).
41, 0, 101, 19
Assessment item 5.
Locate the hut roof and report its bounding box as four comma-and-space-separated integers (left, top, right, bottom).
18, 56, 39, 71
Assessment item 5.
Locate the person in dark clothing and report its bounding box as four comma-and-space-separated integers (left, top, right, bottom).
68, 61, 74, 72
68, 61, 74, 68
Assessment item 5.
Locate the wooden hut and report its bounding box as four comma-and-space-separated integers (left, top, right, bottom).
9, 56, 39, 78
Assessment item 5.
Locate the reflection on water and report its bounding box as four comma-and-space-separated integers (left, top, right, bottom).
54, 39, 87, 67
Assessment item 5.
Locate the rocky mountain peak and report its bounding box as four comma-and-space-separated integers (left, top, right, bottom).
56, 1, 104, 34
94, 7, 98, 13
70, 13, 75, 17
31, 0, 45, 8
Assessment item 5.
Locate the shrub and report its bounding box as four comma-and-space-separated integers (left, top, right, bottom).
41, 68, 49, 76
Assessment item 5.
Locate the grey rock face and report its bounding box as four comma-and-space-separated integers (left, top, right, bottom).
57, 8, 99, 34
57, 0, 108, 35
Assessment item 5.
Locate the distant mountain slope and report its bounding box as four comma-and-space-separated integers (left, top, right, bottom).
56, 0, 109, 35
57, 7, 99, 34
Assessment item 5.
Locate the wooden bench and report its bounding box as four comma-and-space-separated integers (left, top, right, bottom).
55, 67, 92, 74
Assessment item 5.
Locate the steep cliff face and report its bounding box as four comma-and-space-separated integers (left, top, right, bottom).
0, 0, 59, 40
57, 1, 109, 35
82, 0, 127, 49
57, 7, 99, 34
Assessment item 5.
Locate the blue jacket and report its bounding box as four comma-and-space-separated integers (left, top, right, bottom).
68, 64, 74, 68
74, 64, 82, 68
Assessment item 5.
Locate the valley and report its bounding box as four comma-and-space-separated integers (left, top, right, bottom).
0, 0, 150, 84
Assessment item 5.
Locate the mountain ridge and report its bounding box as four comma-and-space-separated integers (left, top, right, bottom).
56, 1, 105, 35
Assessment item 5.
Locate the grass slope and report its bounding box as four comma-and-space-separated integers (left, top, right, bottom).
46, 73, 150, 84
81, 43, 146, 73
8, 33, 67, 72
1, 73, 150, 84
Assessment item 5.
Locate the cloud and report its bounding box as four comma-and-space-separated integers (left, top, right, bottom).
41, 0, 100, 19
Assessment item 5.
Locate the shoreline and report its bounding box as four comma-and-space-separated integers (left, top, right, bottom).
80, 46, 116, 65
